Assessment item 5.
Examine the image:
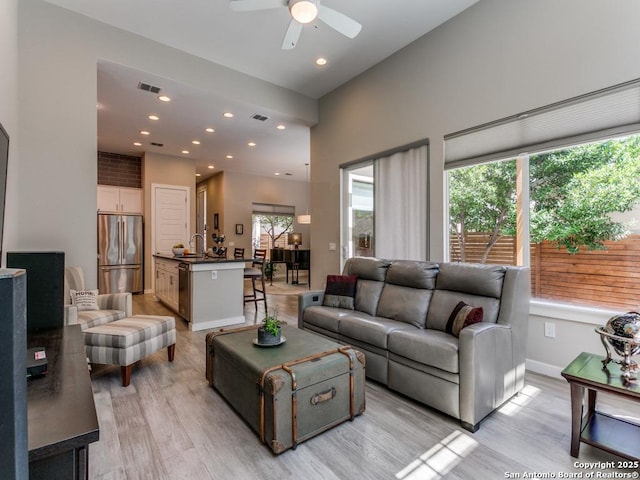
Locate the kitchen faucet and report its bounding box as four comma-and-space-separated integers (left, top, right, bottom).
189, 233, 206, 256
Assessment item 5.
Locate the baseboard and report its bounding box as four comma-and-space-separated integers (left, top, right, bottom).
526, 358, 563, 379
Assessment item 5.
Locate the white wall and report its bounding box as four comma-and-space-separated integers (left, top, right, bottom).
311, 0, 640, 374
14, 0, 316, 286
0, 0, 18, 267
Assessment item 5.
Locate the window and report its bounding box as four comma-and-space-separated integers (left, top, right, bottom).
342, 164, 375, 261
251, 203, 295, 257
448, 135, 640, 310
445, 78, 640, 311
340, 141, 428, 267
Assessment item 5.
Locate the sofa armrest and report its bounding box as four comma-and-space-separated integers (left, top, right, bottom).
64, 304, 78, 326
97, 292, 133, 317
458, 322, 516, 431
297, 290, 325, 328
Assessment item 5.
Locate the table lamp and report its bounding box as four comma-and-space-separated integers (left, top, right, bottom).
288, 232, 302, 250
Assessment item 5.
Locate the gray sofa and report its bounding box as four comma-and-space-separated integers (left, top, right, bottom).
298, 257, 530, 431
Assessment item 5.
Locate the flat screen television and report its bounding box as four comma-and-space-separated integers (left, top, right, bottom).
0, 122, 9, 263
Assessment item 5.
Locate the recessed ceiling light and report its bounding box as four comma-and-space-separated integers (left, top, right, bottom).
248, 142, 256, 147
275, 172, 280, 176
182, 150, 190, 154
195, 173, 201, 177
223, 112, 234, 118
205, 127, 215, 133
208, 165, 214, 169
158, 95, 171, 102
226, 155, 233, 159
316, 57, 328, 66
140, 130, 150, 135
276, 124, 286, 130
148, 115, 159, 121
192, 140, 201, 145
133, 142, 142, 146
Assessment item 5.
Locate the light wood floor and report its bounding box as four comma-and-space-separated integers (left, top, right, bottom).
88, 292, 640, 479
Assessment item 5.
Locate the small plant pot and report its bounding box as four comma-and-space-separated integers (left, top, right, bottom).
257, 326, 281, 345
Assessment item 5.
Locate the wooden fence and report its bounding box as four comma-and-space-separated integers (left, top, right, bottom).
450, 232, 640, 310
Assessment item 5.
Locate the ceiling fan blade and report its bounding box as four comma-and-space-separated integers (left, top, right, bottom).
229, 0, 286, 12
318, 5, 362, 39
281, 19, 303, 50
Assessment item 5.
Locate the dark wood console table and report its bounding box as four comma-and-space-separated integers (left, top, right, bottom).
270, 248, 310, 287
27, 325, 99, 480
561, 351, 640, 460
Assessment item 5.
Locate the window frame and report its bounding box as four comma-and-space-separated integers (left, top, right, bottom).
446, 135, 640, 318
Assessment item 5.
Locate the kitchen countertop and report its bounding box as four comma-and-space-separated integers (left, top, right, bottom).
153, 253, 247, 264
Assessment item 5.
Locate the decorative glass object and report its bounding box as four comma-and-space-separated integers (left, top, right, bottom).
595, 311, 640, 380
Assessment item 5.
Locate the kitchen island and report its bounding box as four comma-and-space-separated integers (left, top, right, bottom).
153, 253, 247, 332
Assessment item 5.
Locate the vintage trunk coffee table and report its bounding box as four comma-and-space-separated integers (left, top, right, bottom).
206, 325, 366, 454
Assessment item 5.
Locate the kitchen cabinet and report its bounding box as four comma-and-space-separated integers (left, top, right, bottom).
153, 254, 246, 331
155, 258, 179, 313
97, 186, 143, 214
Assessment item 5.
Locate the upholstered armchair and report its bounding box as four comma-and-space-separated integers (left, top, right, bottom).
63, 266, 132, 330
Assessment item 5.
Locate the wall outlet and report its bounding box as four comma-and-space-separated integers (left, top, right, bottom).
228, 241, 234, 247
329, 242, 336, 251
211, 270, 218, 280
544, 322, 555, 338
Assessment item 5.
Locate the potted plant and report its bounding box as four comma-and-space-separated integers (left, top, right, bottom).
257, 309, 282, 345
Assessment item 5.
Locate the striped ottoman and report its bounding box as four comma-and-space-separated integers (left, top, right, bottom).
83, 315, 176, 386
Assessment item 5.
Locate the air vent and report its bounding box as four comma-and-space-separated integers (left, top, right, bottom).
284, 172, 293, 176
251, 113, 269, 122
137, 82, 162, 94
150, 142, 164, 147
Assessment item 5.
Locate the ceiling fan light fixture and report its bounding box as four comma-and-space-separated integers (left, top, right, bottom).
290, 0, 318, 24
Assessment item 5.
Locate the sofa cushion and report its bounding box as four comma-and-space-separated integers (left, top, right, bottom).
376, 284, 432, 328
387, 328, 460, 374
339, 314, 411, 349
70, 289, 99, 311
303, 305, 350, 333
343, 257, 390, 282
322, 274, 357, 310
385, 260, 439, 289
435, 263, 506, 298
426, 290, 500, 331
354, 279, 385, 316
446, 301, 484, 337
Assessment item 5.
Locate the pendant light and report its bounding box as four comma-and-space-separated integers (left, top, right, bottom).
298, 162, 311, 224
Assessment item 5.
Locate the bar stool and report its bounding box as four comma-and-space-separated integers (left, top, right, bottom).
234, 247, 245, 259
243, 249, 267, 310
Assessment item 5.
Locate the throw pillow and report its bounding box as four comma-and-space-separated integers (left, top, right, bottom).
70, 289, 99, 311
446, 301, 483, 337
322, 274, 358, 310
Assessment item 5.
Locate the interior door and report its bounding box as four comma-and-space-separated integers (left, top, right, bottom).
153, 185, 189, 255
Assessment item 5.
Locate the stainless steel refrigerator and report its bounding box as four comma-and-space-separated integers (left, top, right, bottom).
97, 213, 143, 294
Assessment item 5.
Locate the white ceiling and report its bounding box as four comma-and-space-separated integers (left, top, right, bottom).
45, 0, 478, 181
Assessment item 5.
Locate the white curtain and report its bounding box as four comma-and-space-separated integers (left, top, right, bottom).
374, 144, 428, 260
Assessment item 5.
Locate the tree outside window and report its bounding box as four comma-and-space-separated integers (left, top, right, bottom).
252, 214, 294, 254
448, 135, 640, 309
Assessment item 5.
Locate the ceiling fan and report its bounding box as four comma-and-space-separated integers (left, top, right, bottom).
230, 0, 362, 50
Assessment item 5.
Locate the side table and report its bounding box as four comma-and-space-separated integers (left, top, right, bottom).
561, 352, 640, 460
